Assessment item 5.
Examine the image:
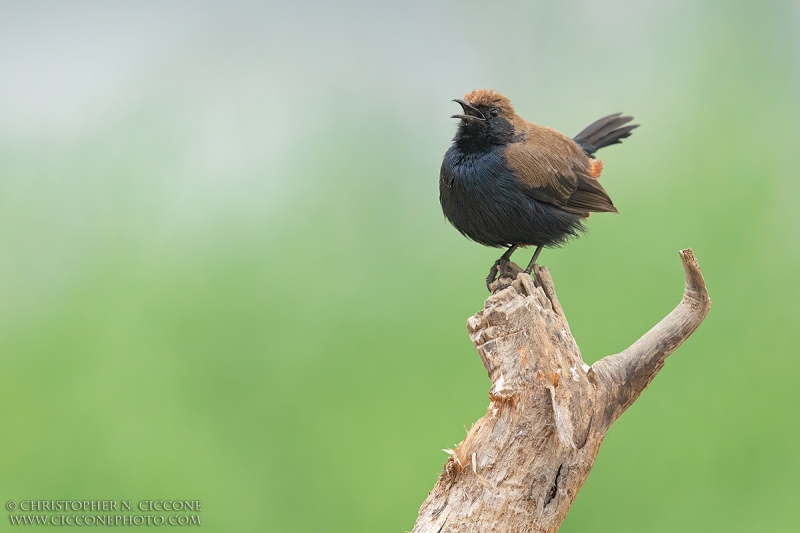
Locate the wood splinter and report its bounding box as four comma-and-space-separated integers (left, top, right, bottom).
411, 249, 710, 533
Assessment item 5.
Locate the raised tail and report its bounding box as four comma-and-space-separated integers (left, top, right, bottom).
573, 113, 638, 157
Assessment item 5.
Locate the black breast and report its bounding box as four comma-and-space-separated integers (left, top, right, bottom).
439, 144, 586, 248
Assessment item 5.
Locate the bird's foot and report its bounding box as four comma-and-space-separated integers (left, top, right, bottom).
486, 259, 523, 292
523, 245, 543, 275
485, 260, 503, 290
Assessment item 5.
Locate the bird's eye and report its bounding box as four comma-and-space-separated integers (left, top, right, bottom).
490, 108, 499, 117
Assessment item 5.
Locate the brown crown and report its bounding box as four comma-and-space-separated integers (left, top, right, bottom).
462, 89, 514, 111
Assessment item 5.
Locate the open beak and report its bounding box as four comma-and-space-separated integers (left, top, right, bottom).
451, 99, 485, 121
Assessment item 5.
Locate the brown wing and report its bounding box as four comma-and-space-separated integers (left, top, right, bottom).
563, 175, 618, 214
505, 123, 616, 214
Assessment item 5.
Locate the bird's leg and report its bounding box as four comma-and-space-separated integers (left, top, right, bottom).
523, 245, 543, 275
486, 245, 518, 289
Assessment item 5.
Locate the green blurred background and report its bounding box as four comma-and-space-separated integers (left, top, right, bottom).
1, 1, 798, 531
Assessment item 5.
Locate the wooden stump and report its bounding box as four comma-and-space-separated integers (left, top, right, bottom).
411, 249, 710, 533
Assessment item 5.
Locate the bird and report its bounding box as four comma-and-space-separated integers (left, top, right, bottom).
439, 89, 637, 289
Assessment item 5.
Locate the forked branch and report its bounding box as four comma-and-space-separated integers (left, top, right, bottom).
411, 249, 709, 533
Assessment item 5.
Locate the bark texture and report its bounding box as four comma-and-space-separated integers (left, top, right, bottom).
411, 249, 710, 533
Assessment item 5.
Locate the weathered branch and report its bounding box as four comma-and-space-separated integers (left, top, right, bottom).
411, 249, 709, 533
591, 249, 710, 433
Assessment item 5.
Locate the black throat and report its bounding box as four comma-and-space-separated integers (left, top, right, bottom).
454, 116, 515, 153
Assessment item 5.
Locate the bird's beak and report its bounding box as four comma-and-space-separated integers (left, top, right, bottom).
451, 99, 485, 121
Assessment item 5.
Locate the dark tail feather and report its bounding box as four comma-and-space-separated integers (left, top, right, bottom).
573, 113, 638, 156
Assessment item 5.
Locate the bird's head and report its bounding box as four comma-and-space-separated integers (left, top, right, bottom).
451, 89, 522, 148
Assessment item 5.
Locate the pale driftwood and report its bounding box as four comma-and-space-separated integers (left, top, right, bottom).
411, 249, 709, 533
